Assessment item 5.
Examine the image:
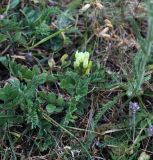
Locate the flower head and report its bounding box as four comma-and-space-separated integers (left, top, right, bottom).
0, 15, 5, 20
74, 51, 92, 75
129, 102, 140, 114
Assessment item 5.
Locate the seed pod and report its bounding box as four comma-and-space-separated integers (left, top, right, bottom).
80, 4, 91, 12
48, 58, 55, 68
95, 2, 104, 10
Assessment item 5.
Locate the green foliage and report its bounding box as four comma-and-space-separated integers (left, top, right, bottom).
58, 70, 90, 124
0, 57, 38, 80
60, 71, 90, 98
94, 95, 120, 127
0, 54, 93, 155
1, 0, 153, 159
0, 57, 63, 129
1, 4, 63, 49
67, 0, 83, 10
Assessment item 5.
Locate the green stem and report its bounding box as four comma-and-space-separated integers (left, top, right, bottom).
25, 27, 71, 50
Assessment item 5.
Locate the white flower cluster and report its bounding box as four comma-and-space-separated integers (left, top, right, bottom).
74, 51, 92, 75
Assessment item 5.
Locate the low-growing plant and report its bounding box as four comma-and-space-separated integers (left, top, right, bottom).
1, 0, 153, 159
127, 1, 153, 97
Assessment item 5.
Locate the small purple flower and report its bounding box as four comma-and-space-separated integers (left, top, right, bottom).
0, 15, 5, 20
147, 125, 153, 136
129, 102, 140, 114
25, 52, 33, 62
